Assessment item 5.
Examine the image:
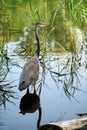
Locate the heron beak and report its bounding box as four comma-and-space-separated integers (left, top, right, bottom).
40, 22, 49, 27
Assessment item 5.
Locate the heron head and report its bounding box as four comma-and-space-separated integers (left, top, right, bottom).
35, 22, 49, 28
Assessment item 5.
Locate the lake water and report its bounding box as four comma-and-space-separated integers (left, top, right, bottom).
0, 29, 87, 130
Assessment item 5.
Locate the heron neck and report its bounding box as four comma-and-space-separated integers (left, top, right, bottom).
37, 107, 42, 129
35, 27, 40, 57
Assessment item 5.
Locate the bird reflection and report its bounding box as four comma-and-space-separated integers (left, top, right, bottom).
19, 89, 40, 114
37, 107, 63, 130
19, 89, 63, 130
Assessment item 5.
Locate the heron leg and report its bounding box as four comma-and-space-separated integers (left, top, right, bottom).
27, 88, 29, 94
34, 82, 36, 94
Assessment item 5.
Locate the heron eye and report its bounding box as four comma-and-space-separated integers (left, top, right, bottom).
22, 81, 25, 83
21, 81, 25, 85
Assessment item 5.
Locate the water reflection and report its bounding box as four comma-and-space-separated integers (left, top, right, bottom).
19, 88, 63, 130
19, 88, 41, 129
18, 47, 87, 129
19, 89, 40, 114
38, 45, 87, 101
0, 81, 16, 108
0, 42, 16, 108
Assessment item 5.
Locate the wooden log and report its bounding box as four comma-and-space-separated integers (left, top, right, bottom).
49, 115, 87, 130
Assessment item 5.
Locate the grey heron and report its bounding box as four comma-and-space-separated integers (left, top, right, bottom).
18, 22, 47, 91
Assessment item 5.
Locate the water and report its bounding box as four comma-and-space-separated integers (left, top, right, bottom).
0, 33, 87, 130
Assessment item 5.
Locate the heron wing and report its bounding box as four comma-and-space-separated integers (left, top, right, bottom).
19, 55, 39, 91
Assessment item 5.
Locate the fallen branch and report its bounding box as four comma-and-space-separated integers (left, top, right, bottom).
49, 115, 87, 130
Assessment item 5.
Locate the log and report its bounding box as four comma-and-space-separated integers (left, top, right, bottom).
49, 115, 87, 130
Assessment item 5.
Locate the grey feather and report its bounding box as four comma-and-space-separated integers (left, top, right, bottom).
19, 55, 39, 91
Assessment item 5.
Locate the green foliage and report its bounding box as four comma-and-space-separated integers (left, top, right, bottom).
0, 41, 17, 108
0, 0, 86, 27
0, 0, 86, 54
